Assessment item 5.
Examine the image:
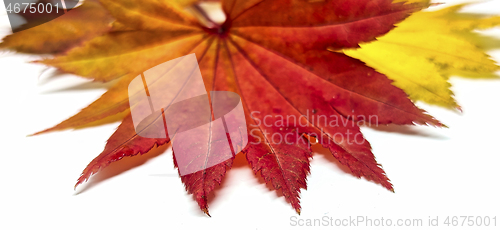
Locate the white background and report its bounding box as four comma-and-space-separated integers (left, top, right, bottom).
0, 0, 499, 229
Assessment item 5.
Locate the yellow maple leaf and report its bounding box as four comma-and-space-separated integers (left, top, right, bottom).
343, 2, 500, 109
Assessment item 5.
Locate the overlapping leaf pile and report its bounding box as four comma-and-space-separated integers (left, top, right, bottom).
2, 0, 498, 215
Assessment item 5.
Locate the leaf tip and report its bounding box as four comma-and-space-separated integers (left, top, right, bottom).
27, 129, 49, 137
74, 178, 84, 191
74, 172, 92, 191
295, 209, 301, 215
202, 208, 211, 217
27, 126, 54, 136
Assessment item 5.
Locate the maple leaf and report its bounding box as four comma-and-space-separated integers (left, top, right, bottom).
344, 1, 500, 109
1, 0, 442, 215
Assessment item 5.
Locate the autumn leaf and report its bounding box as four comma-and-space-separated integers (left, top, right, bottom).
1, 0, 442, 215
344, 1, 500, 109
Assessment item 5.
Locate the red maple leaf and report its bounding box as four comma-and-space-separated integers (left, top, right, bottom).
1, 0, 441, 215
